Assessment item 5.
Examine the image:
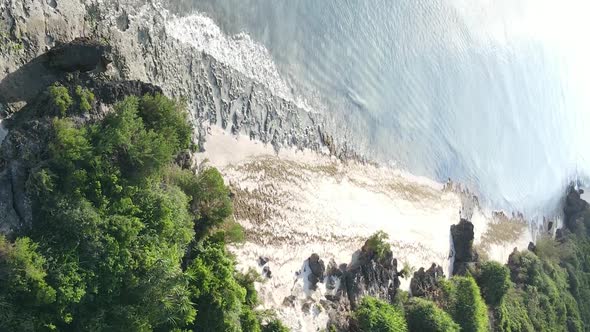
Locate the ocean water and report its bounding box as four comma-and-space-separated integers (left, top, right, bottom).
167, 0, 590, 216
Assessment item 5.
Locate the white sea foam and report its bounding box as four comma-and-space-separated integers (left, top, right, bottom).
165, 13, 316, 113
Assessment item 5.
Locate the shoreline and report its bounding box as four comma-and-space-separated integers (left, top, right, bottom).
197, 126, 533, 331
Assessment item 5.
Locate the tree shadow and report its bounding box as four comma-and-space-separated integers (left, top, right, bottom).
0, 54, 66, 105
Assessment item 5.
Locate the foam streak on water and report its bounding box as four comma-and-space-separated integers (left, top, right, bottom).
165, 14, 317, 113
168, 1, 590, 217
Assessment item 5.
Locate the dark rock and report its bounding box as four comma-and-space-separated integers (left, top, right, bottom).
344, 252, 400, 309
307, 253, 326, 290
47, 37, 112, 73
258, 256, 270, 266
301, 302, 313, 314
547, 221, 554, 232
326, 259, 341, 277
309, 253, 326, 279
556, 228, 565, 242
87, 79, 162, 105
451, 218, 479, 275
282, 295, 296, 307
410, 263, 445, 297
527, 241, 536, 252
262, 265, 272, 279
563, 187, 589, 231
308, 273, 320, 291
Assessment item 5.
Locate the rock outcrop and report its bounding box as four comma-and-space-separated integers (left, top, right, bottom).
564, 187, 589, 232
307, 253, 326, 290
451, 218, 479, 275
410, 263, 445, 297
317, 238, 404, 331
47, 37, 112, 72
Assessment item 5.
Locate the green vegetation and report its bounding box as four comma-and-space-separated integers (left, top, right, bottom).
354, 297, 408, 332
405, 298, 459, 332
261, 319, 290, 332
477, 261, 510, 307
75, 86, 95, 112
48, 84, 73, 117
442, 275, 489, 332
0, 92, 286, 331
365, 231, 392, 260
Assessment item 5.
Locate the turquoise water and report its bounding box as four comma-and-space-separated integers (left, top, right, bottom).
183, 0, 590, 216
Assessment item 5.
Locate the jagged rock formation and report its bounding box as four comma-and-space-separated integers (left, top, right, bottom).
410, 263, 445, 297
309, 239, 404, 331
451, 218, 479, 275
0, 41, 165, 237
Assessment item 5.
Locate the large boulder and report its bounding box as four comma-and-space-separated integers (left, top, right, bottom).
563, 187, 589, 232
307, 253, 326, 290
47, 37, 112, 73
451, 218, 479, 275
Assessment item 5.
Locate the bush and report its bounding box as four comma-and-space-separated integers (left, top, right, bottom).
75, 85, 95, 112
365, 231, 392, 260
406, 297, 459, 332
262, 318, 290, 332
48, 84, 72, 116
354, 297, 408, 332
477, 261, 511, 307
444, 275, 489, 332
495, 288, 535, 332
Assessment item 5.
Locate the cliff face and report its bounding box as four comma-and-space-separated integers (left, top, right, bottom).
0, 0, 357, 157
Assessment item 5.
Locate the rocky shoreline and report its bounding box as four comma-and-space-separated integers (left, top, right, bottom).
1, 3, 577, 331
0, 0, 363, 160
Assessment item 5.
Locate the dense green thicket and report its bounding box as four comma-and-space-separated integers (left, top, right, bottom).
405, 298, 459, 332
354, 297, 408, 332
441, 275, 489, 332
477, 261, 510, 307
0, 91, 280, 331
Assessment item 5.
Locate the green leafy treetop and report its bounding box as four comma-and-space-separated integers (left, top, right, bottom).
405, 297, 460, 332
0, 91, 284, 331
353, 297, 408, 332
477, 261, 510, 307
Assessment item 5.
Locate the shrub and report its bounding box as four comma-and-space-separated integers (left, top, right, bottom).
495, 288, 534, 332
365, 231, 392, 260
477, 261, 511, 307
262, 319, 290, 332
354, 297, 408, 332
444, 275, 489, 332
406, 297, 459, 332
48, 84, 72, 117
75, 85, 95, 112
